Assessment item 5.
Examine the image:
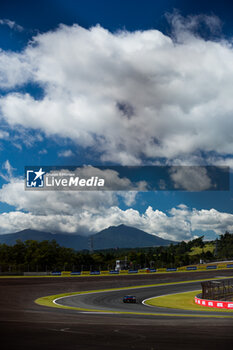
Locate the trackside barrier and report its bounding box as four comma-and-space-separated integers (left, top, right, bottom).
24, 272, 50, 276
128, 270, 138, 274
34, 263, 233, 278
186, 266, 197, 271
157, 268, 166, 273
195, 296, 233, 309
206, 265, 217, 269
197, 266, 206, 270
61, 271, 71, 276
217, 264, 227, 269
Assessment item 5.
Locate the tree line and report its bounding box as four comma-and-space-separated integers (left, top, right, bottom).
0, 232, 232, 273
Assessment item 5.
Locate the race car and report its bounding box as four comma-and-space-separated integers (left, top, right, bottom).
123, 295, 137, 303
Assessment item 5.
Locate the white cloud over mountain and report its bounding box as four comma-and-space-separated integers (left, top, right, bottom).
0, 177, 232, 240
0, 15, 233, 164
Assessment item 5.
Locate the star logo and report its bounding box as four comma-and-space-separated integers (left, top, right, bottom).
33, 168, 45, 181
26, 168, 46, 188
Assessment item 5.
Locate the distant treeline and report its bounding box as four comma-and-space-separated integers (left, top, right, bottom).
0, 232, 232, 273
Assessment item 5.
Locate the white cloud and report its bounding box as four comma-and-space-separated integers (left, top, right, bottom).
0, 166, 146, 213
58, 149, 74, 157
0, 176, 232, 239
0, 202, 232, 240
169, 166, 213, 191
0, 178, 118, 215
38, 148, 47, 155
0, 130, 9, 139
63, 166, 147, 191
0, 160, 15, 181
0, 16, 232, 164
204, 155, 233, 172
0, 15, 232, 242
166, 12, 222, 40
0, 55, 31, 88
0, 19, 23, 32
119, 191, 138, 206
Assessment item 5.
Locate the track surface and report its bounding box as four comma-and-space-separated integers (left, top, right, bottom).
0, 270, 233, 349
56, 280, 232, 316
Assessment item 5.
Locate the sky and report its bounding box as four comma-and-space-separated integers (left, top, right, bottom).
0, 0, 233, 241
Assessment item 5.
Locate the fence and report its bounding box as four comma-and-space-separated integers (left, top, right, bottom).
201, 279, 233, 301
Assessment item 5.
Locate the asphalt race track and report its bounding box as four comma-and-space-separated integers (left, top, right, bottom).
55, 280, 233, 317
0, 270, 233, 350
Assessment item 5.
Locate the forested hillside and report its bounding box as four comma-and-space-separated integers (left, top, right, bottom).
0, 232, 232, 273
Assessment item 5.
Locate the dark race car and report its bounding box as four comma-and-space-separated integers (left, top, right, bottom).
123, 295, 137, 303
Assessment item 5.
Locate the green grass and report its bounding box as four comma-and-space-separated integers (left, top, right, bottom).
189, 243, 215, 256
145, 290, 233, 313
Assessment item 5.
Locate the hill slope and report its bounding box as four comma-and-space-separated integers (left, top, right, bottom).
0, 229, 88, 250
92, 224, 174, 249
0, 225, 175, 250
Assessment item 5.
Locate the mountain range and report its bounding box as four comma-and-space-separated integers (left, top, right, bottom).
0, 224, 175, 250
